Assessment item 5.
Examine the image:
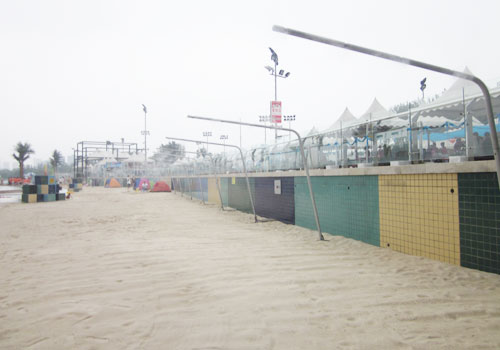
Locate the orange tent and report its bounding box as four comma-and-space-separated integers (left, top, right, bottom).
151, 181, 171, 192
108, 178, 122, 188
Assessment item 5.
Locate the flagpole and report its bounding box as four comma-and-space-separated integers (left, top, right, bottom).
142, 104, 148, 170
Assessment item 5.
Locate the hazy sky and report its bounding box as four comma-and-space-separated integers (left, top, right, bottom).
2, 0, 500, 167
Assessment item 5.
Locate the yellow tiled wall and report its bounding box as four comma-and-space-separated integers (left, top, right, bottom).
164, 177, 172, 188
207, 178, 221, 205
379, 174, 460, 265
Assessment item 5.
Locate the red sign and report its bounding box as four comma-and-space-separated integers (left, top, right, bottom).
271, 101, 282, 124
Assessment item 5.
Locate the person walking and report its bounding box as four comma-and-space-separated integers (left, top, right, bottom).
127, 176, 132, 191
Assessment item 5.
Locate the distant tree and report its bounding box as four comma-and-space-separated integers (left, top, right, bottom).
12, 142, 35, 178
352, 124, 368, 138
390, 100, 420, 114
152, 142, 185, 164
373, 124, 393, 133
196, 147, 207, 159
49, 150, 63, 175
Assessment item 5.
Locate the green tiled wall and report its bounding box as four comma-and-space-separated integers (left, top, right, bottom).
294, 176, 380, 246
227, 177, 255, 213
458, 173, 500, 274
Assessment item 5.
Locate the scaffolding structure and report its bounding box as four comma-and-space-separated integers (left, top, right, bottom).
74, 141, 143, 181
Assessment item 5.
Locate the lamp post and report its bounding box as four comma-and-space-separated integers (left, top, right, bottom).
202, 131, 212, 153
283, 115, 296, 141
72, 148, 76, 179
265, 48, 290, 143
141, 104, 149, 169
259, 115, 270, 144
220, 135, 228, 156
420, 77, 427, 100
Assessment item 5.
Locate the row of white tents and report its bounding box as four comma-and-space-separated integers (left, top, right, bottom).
302, 67, 499, 139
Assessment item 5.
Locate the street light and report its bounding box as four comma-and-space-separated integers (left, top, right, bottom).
203, 131, 212, 152
420, 77, 427, 100
265, 47, 291, 142
220, 135, 228, 156
141, 104, 150, 166
258, 115, 271, 144
283, 115, 296, 141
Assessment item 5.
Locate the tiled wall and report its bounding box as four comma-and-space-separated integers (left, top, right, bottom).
254, 177, 295, 224
220, 177, 229, 207
228, 177, 255, 213
295, 176, 380, 246
207, 178, 221, 205
190, 177, 208, 202
379, 174, 460, 265
174, 172, 499, 275
458, 173, 500, 274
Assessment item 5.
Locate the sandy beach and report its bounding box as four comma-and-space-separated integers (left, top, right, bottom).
1, 187, 499, 349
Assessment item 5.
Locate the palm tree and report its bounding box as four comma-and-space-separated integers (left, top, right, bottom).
12, 142, 35, 178
49, 150, 63, 176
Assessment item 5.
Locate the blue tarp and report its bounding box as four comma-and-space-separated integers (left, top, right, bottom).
424, 123, 500, 142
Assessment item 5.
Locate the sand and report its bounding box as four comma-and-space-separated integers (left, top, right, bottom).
1, 187, 499, 350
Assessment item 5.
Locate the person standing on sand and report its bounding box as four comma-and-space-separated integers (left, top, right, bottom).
127, 176, 132, 191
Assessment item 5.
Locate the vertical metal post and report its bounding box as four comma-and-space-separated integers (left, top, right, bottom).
340, 121, 344, 167
179, 175, 185, 197
365, 121, 369, 163
210, 155, 225, 210
297, 136, 323, 240
419, 122, 424, 160
187, 166, 193, 200
189, 177, 193, 200
84, 148, 88, 183
408, 104, 412, 162
237, 147, 257, 222
199, 176, 205, 204
144, 108, 147, 163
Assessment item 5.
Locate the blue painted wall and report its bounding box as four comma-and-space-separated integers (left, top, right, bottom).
254, 177, 295, 224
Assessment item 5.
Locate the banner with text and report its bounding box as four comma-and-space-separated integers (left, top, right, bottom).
271, 101, 282, 124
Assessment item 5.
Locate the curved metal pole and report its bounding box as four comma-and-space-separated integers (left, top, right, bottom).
185, 117, 324, 240
198, 176, 205, 204
163, 142, 231, 211
165, 150, 209, 204
179, 175, 185, 197
163, 147, 225, 209
208, 154, 225, 211
272, 25, 500, 189
166, 136, 258, 223
186, 166, 193, 200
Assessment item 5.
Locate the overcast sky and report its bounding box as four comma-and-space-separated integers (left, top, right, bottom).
2, 0, 500, 168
